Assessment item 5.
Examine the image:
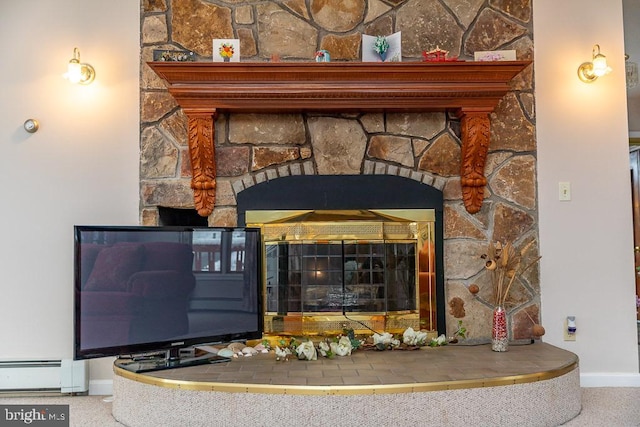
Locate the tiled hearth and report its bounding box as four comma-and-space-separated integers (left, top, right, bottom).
138, 342, 575, 389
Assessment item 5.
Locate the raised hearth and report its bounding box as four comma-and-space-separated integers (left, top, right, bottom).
112, 343, 580, 426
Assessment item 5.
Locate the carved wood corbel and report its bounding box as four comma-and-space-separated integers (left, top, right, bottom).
185, 111, 217, 217
459, 110, 491, 214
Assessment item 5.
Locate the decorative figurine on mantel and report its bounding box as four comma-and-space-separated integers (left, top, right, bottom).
315, 50, 330, 62
422, 46, 460, 62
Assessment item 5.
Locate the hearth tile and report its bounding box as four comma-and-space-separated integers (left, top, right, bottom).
272, 377, 308, 385
306, 363, 339, 371
342, 363, 373, 371
216, 371, 257, 381
250, 372, 279, 382
272, 363, 308, 371
362, 368, 393, 377
288, 370, 325, 378
238, 363, 275, 373
322, 369, 358, 378
377, 374, 416, 385
411, 373, 457, 382
306, 377, 345, 386
341, 375, 381, 385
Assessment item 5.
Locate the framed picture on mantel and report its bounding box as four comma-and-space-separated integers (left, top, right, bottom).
213, 38, 240, 62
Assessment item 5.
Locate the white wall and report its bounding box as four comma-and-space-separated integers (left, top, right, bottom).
534, 0, 640, 382
0, 1, 139, 387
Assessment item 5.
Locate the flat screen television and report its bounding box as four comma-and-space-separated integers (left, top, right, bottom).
73, 226, 263, 372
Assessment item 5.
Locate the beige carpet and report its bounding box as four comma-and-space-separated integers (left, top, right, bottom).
1, 388, 639, 426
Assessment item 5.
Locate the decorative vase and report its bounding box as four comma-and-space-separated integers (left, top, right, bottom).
379, 51, 387, 62
223, 57, 230, 62
491, 305, 508, 352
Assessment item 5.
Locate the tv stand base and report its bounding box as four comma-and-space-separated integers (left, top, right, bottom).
116, 353, 229, 373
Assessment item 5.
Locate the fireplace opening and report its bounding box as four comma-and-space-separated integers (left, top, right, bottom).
158, 206, 208, 226
237, 175, 445, 338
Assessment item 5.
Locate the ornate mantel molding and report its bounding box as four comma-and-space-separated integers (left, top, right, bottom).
149, 61, 531, 216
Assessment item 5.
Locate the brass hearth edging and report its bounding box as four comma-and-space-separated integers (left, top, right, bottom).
113, 358, 578, 396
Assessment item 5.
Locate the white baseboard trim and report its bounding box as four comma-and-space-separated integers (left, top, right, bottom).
89, 379, 113, 396
580, 373, 640, 387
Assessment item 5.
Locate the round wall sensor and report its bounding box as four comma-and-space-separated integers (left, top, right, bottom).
24, 119, 39, 133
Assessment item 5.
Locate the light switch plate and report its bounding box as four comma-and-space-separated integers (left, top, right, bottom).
559, 182, 571, 201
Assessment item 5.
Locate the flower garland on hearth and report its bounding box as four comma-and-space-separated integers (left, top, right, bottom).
271, 326, 467, 361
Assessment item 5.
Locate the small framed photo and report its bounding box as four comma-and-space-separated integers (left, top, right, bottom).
213, 38, 240, 62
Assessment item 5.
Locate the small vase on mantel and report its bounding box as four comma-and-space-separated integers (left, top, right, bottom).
491, 305, 508, 352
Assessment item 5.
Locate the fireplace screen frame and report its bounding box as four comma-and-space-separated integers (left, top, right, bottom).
236, 174, 446, 338
247, 209, 438, 337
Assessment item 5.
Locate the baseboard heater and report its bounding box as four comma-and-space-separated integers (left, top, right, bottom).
0, 360, 88, 393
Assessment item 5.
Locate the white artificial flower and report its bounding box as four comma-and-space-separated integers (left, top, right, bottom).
373, 332, 399, 348
318, 341, 330, 357
275, 346, 291, 360
296, 340, 317, 361
415, 330, 428, 346
373, 332, 393, 346
330, 336, 352, 356
434, 334, 447, 346
403, 327, 418, 346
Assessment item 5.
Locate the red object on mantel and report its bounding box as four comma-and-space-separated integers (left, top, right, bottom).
421, 46, 461, 62
148, 61, 531, 217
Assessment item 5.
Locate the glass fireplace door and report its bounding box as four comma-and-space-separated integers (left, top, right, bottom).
252, 210, 437, 337
265, 239, 417, 318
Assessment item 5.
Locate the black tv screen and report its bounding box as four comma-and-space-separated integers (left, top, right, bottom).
74, 226, 263, 361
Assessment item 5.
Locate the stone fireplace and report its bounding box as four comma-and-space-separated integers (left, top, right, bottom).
140, 0, 540, 342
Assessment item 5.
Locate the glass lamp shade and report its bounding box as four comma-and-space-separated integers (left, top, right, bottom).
66, 61, 83, 84
592, 54, 611, 77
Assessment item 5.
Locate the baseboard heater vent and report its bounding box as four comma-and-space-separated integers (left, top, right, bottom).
0, 360, 88, 393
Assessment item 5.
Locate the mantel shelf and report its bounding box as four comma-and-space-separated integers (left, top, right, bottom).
149, 61, 531, 215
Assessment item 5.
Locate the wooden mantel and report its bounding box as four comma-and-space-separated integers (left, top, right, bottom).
149, 61, 531, 216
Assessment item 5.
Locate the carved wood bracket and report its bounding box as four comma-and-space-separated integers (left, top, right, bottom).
149, 61, 530, 216
186, 111, 217, 217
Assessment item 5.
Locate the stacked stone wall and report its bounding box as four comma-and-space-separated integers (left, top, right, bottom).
140, 0, 538, 342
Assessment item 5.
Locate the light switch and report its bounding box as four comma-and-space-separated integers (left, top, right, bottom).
559, 182, 571, 201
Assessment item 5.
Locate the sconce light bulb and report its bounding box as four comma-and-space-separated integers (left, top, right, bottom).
64, 48, 95, 85
66, 60, 83, 84
592, 54, 611, 77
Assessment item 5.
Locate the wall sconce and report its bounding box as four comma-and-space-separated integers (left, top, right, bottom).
577, 44, 612, 83
64, 47, 95, 85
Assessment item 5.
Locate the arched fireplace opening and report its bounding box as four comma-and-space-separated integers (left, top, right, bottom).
237, 175, 445, 339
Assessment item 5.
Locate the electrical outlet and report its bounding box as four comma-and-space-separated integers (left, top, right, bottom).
564, 317, 576, 341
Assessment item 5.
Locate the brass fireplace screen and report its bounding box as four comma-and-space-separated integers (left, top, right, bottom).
247, 209, 437, 338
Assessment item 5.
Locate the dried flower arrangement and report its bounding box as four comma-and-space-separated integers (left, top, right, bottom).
481, 240, 541, 307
